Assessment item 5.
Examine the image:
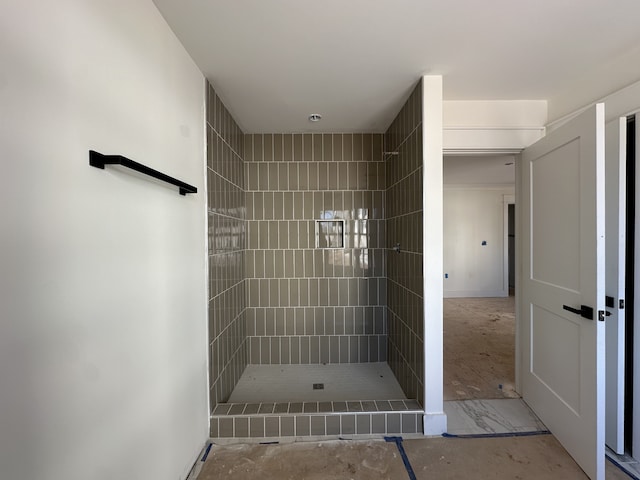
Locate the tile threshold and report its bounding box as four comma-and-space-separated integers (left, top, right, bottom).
212, 399, 422, 416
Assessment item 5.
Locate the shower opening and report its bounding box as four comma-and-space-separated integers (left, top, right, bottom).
206, 81, 426, 440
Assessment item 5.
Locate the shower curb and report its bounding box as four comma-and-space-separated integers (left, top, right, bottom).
210, 399, 423, 439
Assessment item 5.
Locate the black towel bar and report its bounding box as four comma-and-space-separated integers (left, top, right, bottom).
89, 150, 197, 195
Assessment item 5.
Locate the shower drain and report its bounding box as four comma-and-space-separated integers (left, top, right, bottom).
312, 383, 324, 390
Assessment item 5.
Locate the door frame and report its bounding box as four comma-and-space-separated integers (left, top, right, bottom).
503, 193, 520, 393
604, 116, 628, 454
633, 114, 640, 458
503, 194, 516, 295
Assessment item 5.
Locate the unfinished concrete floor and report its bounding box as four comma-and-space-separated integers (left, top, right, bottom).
444, 296, 518, 401
197, 436, 629, 480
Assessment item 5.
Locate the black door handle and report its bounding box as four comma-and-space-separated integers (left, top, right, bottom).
563, 304, 594, 320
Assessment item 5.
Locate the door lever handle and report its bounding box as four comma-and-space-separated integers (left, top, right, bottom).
562, 304, 594, 320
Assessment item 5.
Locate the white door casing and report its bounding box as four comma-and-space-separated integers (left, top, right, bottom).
503, 194, 515, 295
520, 104, 605, 479
605, 117, 627, 454
634, 117, 640, 458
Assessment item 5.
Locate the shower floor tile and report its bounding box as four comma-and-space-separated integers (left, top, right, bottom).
228, 363, 407, 403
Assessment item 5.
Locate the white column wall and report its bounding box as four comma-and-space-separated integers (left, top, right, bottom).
422, 75, 447, 434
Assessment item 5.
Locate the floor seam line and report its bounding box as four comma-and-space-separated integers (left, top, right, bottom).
384, 436, 417, 480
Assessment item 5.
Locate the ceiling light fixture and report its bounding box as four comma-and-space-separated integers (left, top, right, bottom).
308, 113, 322, 122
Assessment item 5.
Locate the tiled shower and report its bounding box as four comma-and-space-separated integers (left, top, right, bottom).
207, 80, 426, 439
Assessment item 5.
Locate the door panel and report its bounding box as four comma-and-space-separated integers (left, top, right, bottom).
605, 117, 627, 454
521, 104, 605, 480
531, 304, 581, 410
531, 138, 581, 291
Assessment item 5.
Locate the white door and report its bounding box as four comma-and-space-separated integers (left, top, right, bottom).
605, 117, 627, 454
520, 104, 605, 480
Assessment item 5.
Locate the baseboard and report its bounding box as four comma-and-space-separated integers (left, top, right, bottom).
423, 412, 447, 436
185, 440, 211, 480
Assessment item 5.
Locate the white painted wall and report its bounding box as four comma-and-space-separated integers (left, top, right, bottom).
548, 78, 640, 131
444, 155, 516, 186
443, 100, 547, 154
444, 187, 514, 298
0, 2, 208, 479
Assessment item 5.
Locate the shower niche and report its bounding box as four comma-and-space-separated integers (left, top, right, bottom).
207, 81, 426, 440
315, 219, 345, 249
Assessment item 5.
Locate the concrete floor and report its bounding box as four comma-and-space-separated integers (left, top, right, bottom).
444, 296, 518, 400
197, 436, 630, 479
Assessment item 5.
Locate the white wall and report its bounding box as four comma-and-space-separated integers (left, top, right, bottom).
0, 2, 208, 479
444, 187, 514, 297
548, 78, 640, 131
443, 100, 546, 154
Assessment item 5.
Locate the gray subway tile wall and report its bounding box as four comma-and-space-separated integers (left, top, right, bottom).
385, 80, 425, 407
207, 81, 248, 412
244, 133, 387, 365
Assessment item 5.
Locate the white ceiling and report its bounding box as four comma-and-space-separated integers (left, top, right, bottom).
153, 0, 640, 133
444, 155, 515, 186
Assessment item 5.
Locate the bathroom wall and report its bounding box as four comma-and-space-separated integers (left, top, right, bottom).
0, 1, 208, 478
244, 134, 387, 365
385, 82, 425, 405
207, 83, 248, 410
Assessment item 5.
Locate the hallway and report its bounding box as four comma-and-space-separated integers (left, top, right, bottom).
444, 297, 518, 401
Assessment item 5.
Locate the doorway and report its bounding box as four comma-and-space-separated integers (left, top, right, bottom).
444, 193, 516, 401
442, 155, 517, 400
441, 156, 540, 434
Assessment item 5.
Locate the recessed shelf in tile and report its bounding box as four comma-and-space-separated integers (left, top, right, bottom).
316, 219, 345, 249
